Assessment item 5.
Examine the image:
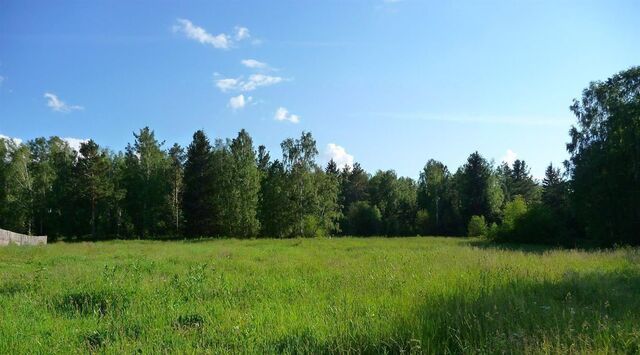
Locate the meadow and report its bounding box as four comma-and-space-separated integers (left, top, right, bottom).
1, 237, 639, 354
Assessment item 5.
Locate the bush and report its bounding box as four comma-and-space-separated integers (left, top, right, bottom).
467, 215, 487, 237
502, 195, 527, 231
494, 203, 579, 246
347, 201, 382, 236
415, 209, 430, 235
487, 222, 499, 240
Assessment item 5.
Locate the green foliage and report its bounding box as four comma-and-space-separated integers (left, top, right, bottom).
567, 66, 640, 245
3, 143, 34, 234
504, 160, 541, 204
467, 215, 488, 237
314, 164, 342, 235
225, 129, 260, 237
280, 132, 320, 236
260, 132, 342, 238
542, 163, 566, 209
0, 138, 8, 228
122, 128, 172, 237
459, 152, 503, 223
340, 162, 369, 215
168, 143, 185, 234
502, 195, 528, 231
258, 160, 290, 237
183, 130, 216, 237
415, 209, 430, 235
75, 140, 115, 238
2, 64, 638, 248
417, 159, 455, 234
367, 170, 417, 235
346, 201, 382, 236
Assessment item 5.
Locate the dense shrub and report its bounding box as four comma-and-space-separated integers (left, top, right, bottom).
346, 201, 382, 236
415, 209, 430, 235
467, 215, 487, 237
494, 204, 580, 246
502, 196, 527, 231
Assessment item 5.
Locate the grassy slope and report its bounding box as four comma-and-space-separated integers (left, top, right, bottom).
0, 237, 639, 354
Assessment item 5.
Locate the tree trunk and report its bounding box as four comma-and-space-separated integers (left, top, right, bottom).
91, 197, 96, 239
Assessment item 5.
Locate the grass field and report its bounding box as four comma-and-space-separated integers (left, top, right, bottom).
1, 237, 639, 354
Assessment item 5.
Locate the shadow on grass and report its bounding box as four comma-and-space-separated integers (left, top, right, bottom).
413, 270, 640, 354
465, 239, 560, 254
265, 270, 640, 354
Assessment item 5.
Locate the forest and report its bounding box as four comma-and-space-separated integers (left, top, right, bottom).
1, 67, 638, 246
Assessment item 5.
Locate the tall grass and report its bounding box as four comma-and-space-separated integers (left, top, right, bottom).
1, 237, 639, 353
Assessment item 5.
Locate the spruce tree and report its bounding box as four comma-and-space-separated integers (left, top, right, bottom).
182, 130, 216, 237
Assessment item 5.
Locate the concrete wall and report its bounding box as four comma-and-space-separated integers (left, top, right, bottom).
0, 228, 47, 246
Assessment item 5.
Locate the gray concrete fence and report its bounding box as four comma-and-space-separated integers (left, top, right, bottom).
0, 228, 47, 246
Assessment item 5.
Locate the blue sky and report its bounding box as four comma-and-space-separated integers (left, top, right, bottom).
1, 0, 638, 178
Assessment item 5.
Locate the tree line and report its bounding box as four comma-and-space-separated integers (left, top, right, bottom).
0, 66, 638, 246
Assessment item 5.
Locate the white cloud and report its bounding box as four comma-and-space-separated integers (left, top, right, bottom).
241, 59, 268, 69
228, 94, 252, 111
502, 149, 518, 166
234, 26, 250, 41
173, 19, 251, 50
63, 137, 88, 153
44, 92, 84, 113
216, 78, 241, 92
215, 74, 284, 92
274, 107, 300, 123
243, 74, 283, 91
0, 134, 22, 146
324, 143, 354, 169
173, 18, 230, 49
0, 75, 4, 86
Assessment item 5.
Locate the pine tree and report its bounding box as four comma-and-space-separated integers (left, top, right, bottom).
123, 127, 172, 237
459, 151, 503, 223
182, 130, 216, 237
258, 160, 290, 237
542, 163, 566, 210
510, 159, 540, 203
76, 140, 113, 239
227, 129, 260, 237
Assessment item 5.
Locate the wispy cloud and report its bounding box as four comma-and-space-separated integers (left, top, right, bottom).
274, 107, 300, 123
376, 0, 403, 13
241, 59, 269, 70
365, 112, 573, 127
277, 40, 351, 48
234, 26, 250, 41
228, 94, 252, 111
44, 92, 84, 113
173, 19, 250, 49
0, 75, 4, 86
216, 78, 241, 92
215, 74, 284, 92
324, 143, 354, 169
243, 74, 283, 91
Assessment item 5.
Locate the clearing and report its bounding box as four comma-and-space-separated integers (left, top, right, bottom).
1, 237, 639, 353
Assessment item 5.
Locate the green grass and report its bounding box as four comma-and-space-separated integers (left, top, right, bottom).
1, 237, 639, 354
